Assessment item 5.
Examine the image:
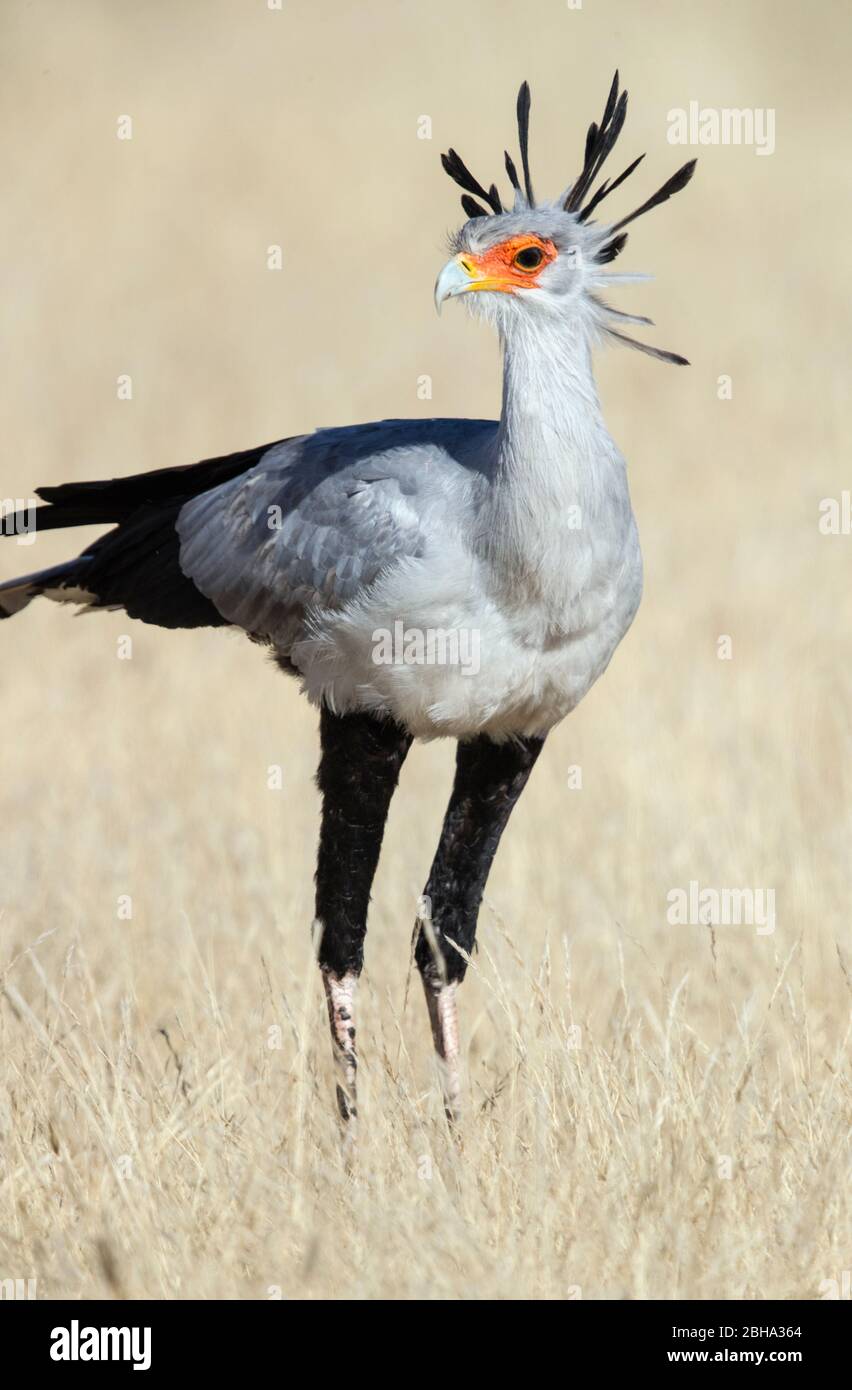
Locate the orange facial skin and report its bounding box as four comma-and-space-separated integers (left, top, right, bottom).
458, 235, 557, 294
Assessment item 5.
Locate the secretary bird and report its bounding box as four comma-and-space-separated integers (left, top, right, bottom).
1, 75, 694, 1128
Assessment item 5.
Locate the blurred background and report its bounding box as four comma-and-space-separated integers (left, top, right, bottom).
0, 0, 849, 1301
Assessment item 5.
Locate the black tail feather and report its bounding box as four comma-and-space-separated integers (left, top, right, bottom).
0, 436, 286, 628
0, 559, 88, 618
31, 438, 283, 527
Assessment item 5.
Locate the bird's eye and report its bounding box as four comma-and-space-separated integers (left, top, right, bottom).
513, 246, 544, 271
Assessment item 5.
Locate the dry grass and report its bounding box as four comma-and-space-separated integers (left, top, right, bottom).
1, 1, 850, 1300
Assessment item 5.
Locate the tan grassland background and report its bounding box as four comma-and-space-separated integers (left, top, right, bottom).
0, 0, 850, 1299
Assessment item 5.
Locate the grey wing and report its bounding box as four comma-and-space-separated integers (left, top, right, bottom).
176, 436, 434, 644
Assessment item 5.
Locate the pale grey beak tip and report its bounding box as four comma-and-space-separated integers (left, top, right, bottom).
434, 258, 473, 316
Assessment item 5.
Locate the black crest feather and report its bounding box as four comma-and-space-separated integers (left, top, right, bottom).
605, 327, 689, 366
440, 81, 533, 218
611, 159, 697, 232
440, 149, 503, 215
460, 194, 488, 219
516, 81, 534, 205
566, 72, 630, 213
595, 231, 628, 264
578, 153, 645, 222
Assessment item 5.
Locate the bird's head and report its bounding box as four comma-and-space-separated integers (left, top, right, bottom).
435, 76, 696, 365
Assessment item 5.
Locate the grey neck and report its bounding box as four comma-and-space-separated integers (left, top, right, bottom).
482, 309, 620, 593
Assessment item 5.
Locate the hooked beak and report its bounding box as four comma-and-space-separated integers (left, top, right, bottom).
434, 253, 505, 313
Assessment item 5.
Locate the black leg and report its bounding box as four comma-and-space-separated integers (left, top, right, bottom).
314, 705, 412, 1126
415, 733, 544, 1117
